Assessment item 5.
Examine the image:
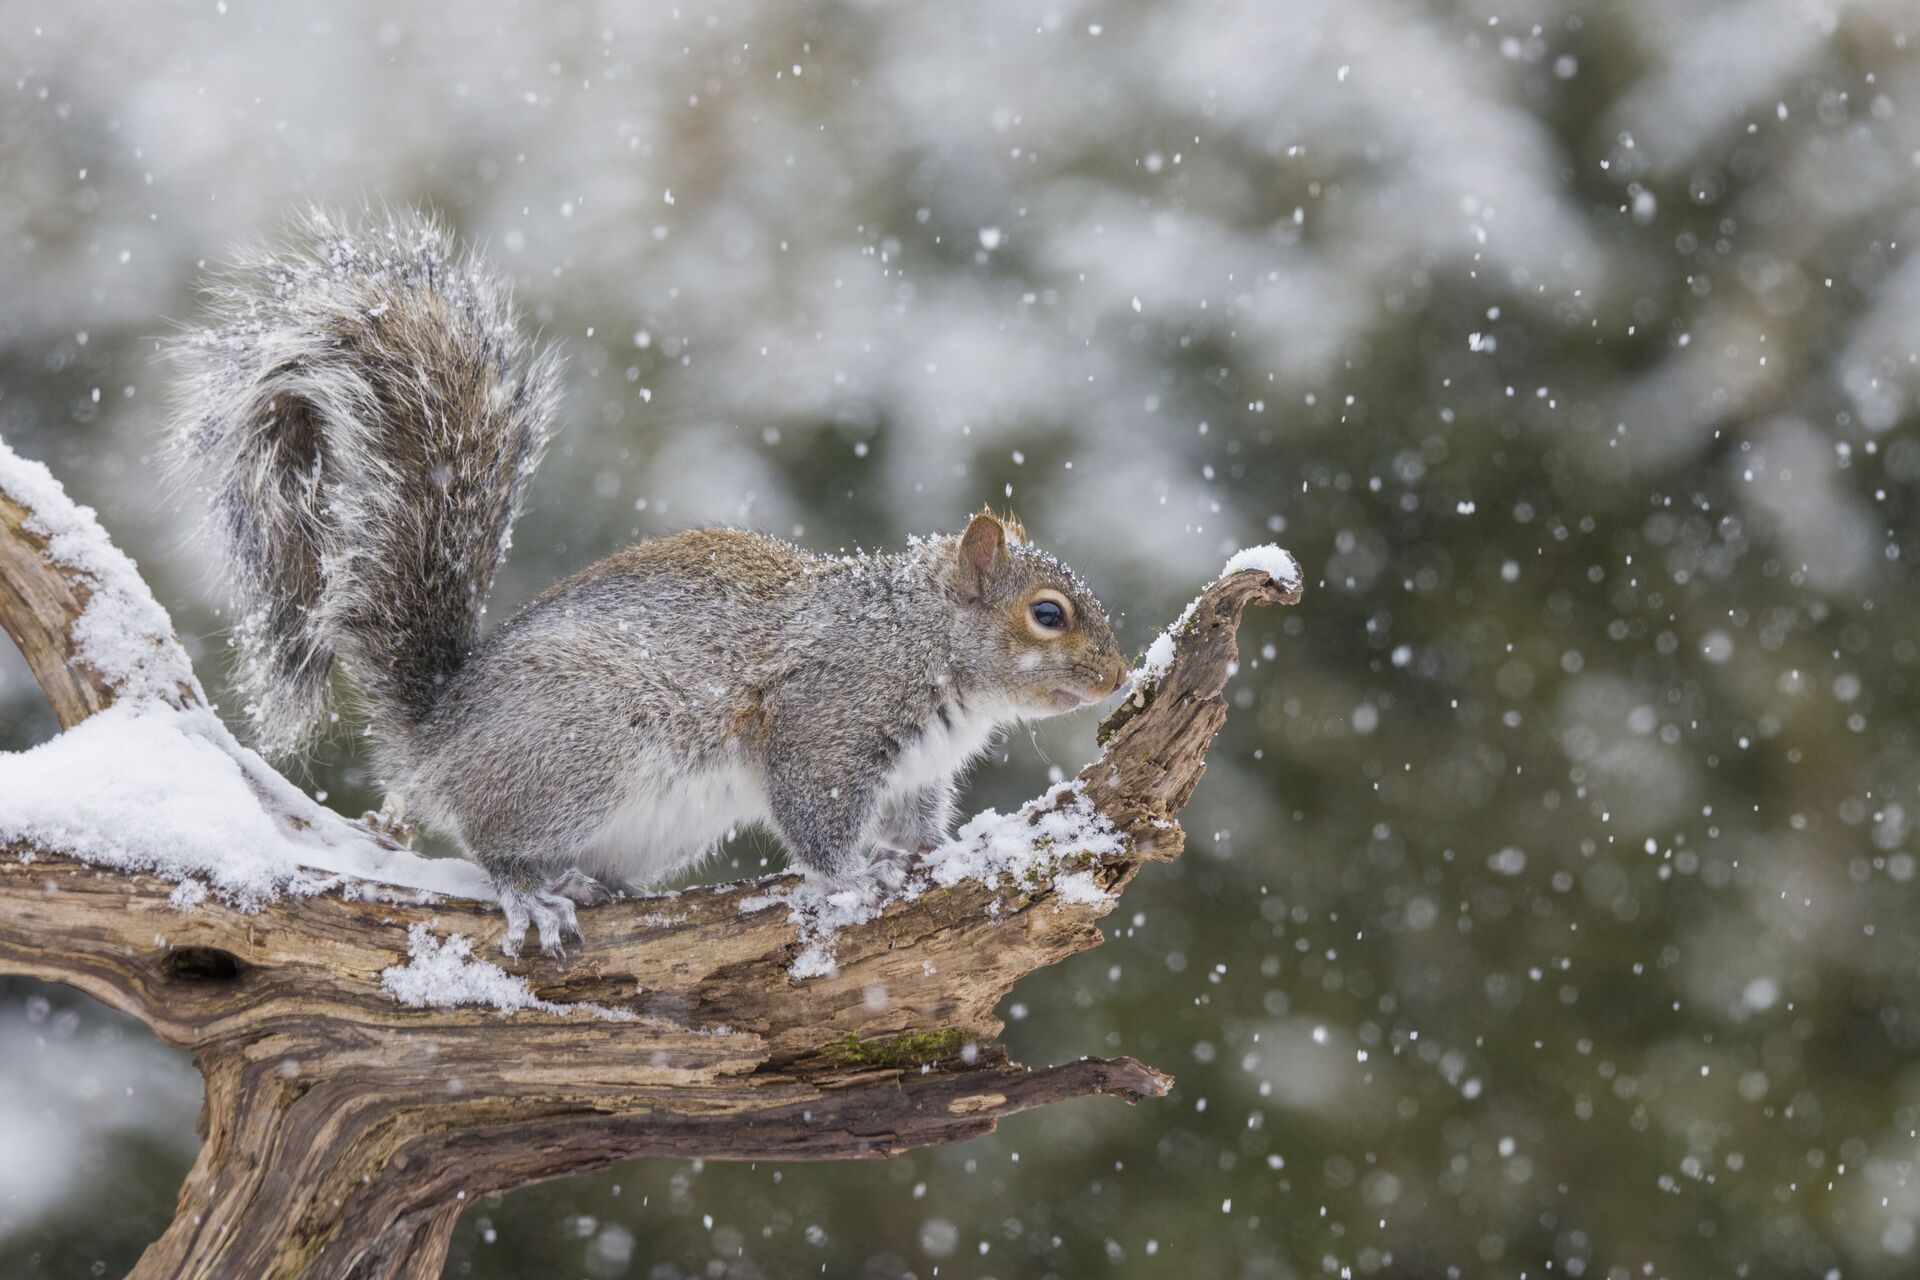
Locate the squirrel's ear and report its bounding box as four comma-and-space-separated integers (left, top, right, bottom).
957, 512, 1011, 602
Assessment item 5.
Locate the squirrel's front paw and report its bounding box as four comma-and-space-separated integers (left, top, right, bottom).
357, 803, 418, 850
499, 886, 585, 959
870, 845, 925, 889
825, 847, 920, 904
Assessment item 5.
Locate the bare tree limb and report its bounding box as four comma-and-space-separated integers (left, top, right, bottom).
0, 443, 1300, 1279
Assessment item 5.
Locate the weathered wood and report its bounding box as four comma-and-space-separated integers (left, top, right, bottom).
0, 488, 123, 728
0, 448, 1299, 1279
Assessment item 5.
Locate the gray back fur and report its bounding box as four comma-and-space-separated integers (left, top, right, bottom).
168, 209, 560, 755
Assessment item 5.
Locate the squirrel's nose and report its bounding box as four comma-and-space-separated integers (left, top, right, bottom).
1106, 657, 1128, 693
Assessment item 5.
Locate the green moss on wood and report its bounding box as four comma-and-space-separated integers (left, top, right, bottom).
821, 1027, 967, 1068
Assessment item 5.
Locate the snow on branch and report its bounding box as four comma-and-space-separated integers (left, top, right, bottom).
0, 439, 201, 726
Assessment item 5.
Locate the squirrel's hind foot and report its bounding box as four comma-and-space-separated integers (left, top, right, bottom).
499, 885, 584, 959
548, 867, 618, 907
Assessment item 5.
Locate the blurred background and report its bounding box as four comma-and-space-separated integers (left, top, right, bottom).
3, 0, 1919, 1276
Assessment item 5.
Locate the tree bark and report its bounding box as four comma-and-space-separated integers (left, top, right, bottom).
1, 486, 129, 727
0, 443, 1301, 1279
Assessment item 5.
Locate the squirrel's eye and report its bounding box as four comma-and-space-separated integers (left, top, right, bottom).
1024, 589, 1075, 639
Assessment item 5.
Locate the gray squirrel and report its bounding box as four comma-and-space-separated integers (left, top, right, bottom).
168, 210, 1128, 956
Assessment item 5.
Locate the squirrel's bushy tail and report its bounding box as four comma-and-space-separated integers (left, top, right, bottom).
169, 209, 559, 756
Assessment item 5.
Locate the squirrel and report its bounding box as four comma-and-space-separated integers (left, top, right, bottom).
167, 210, 1128, 957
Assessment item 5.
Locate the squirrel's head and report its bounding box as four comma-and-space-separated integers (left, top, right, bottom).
945, 508, 1126, 717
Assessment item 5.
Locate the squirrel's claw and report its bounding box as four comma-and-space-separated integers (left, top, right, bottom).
499, 887, 584, 959
357, 811, 418, 851
358, 795, 418, 850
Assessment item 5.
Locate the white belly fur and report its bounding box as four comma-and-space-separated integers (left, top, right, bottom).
886, 697, 1012, 799
579, 754, 769, 885
577, 700, 1012, 885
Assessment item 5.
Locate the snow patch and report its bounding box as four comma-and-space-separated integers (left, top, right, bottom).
1052, 870, 1109, 904
378, 923, 634, 1018
740, 879, 885, 980
1221, 543, 1302, 590
752, 781, 1125, 980
0, 437, 203, 707
925, 781, 1126, 891
3, 703, 335, 906
1129, 543, 1301, 689
380, 924, 547, 1012
0, 702, 496, 907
